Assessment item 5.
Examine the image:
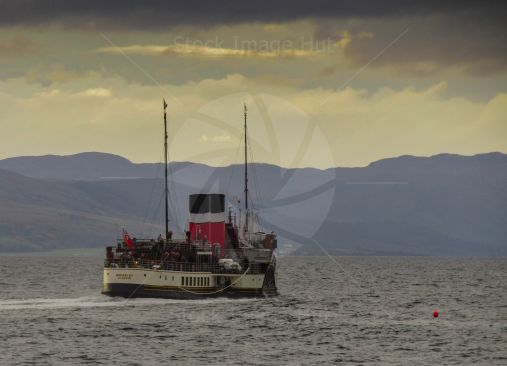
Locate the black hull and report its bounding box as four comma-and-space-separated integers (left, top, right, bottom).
102, 283, 278, 299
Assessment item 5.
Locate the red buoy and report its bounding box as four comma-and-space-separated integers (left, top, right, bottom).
433, 310, 439, 318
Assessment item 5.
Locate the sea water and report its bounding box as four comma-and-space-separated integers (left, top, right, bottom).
0, 249, 505, 365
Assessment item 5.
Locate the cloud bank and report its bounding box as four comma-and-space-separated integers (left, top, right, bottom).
0, 74, 505, 167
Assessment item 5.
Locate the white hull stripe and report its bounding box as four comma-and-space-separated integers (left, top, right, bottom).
189, 212, 225, 223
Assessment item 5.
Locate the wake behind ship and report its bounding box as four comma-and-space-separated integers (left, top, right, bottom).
102, 103, 278, 299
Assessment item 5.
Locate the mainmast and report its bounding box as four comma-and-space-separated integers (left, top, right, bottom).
163, 99, 169, 241
244, 104, 249, 235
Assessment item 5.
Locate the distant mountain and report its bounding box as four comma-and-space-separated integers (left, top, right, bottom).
0, 152, 506, 255
0, 169, 162, 251
310, 152, 507, 256
0, 152, 214, 181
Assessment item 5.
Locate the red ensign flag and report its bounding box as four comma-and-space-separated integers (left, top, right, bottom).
122, 229, 134, 248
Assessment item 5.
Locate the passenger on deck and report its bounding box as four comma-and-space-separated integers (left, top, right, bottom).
242, 257, 250, 270
162, 251, 170, 268
166, 251, 174, 270
120, 253, 131, 268
106, 247, 114, 265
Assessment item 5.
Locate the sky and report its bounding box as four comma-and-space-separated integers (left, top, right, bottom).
0, 0, 506, 168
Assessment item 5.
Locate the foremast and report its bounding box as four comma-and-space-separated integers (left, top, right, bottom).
243, 104, 249, 237
163, 99, 170, 241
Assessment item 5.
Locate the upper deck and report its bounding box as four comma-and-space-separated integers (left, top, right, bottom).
105, 237, 274, 275
104, 258, 269, 275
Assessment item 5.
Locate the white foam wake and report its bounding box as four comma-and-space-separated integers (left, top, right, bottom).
0, 296, 167, 311
0, 296, 259, 311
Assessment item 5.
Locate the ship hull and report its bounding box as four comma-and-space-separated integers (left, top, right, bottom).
102, 283, 276, 299
102, 267, 277, 299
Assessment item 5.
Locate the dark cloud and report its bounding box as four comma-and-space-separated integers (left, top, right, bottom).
305, 2, 507, 76
338, 11, 507, 76
1, 1, 506, 78
0, 0, 505, 29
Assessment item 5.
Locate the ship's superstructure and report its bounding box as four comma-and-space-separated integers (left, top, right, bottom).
102, 102, 278, 298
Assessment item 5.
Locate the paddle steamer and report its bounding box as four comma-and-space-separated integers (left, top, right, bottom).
102, 102, 278, 298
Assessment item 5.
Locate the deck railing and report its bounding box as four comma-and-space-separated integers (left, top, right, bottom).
104, 259, 266, 274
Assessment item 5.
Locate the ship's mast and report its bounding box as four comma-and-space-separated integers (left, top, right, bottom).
163, 99, 169, 241
244, 104, 249, 235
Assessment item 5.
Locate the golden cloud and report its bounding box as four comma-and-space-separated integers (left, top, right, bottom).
79, 88, 112, 97
1, 75, 505, 167
95, 42, 327, 59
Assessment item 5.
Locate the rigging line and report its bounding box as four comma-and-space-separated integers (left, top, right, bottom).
246, 140, 256, 206
224, 130, 244, 198
229, 131, 245, 192
182, 211, 191, 233
245, 140, 260, 230
167, 188, 182, 233
248, 192, 262, 231
254, 178, 267, 226
247, 138, 262, 207
253, 192, 265, 230
166, 148, 183, 234
140, 148, 164, 237
246, 175, 260, 229
251, 163, 263, 212
246, 185, 262, 231
147, 190, 165, 235
247, 141, 265, 226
